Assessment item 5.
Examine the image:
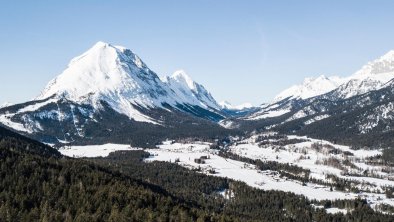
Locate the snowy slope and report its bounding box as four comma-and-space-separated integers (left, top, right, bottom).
0, 102, 13, 109
250, 75, 345, 121
247, 102, 292, 120
274, 75, 345, 102
351, 50, 394, 82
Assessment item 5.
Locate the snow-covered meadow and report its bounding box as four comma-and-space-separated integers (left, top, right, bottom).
59, 143, 138, 158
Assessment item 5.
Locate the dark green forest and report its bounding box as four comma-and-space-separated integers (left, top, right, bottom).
1, 126, 394, 221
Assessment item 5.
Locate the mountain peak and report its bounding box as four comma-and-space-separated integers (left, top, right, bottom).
351, 49, 394, 82
380, 50, 394, 61
36, 42, 174, 123
33, 43, 222, 123
93, 41, 111, 47
84, 41, 120, 57
303, 75, 329, 84
38, 42, 157, 101
170, 70, 196, 90
88, 41, 112, 50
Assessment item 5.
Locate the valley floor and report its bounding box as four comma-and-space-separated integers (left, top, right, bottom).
59, 134, 394, 215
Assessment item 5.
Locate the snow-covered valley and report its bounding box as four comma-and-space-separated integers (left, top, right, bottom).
59, 133, 394, 215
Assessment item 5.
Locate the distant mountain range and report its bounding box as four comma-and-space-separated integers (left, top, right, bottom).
273, 50, 394, 102
2, 42, 394, 148
244, 50, 394, 147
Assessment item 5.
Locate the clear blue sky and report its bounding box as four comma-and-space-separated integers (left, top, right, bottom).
1, 0, 394, 106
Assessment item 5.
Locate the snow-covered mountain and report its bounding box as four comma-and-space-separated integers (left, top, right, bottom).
219, 101, 254, 110
272, 79, 394, 147
249, 50, 394, 121
242, 50, 394, 148
36, 42, 165, 123
274, 50, 394, 103
36, 41, 222, 123
218, 101, 258, 119
320, 50, 394, 100
0, 42, 229, 145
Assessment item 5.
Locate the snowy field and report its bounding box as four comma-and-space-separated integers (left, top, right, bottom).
59, 143, 137, 157
59, 137, 394, 214
147, 141, 355, 201
230, 135, 392, 188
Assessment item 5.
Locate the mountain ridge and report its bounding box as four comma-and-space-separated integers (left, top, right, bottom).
273, 50, 394, 103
